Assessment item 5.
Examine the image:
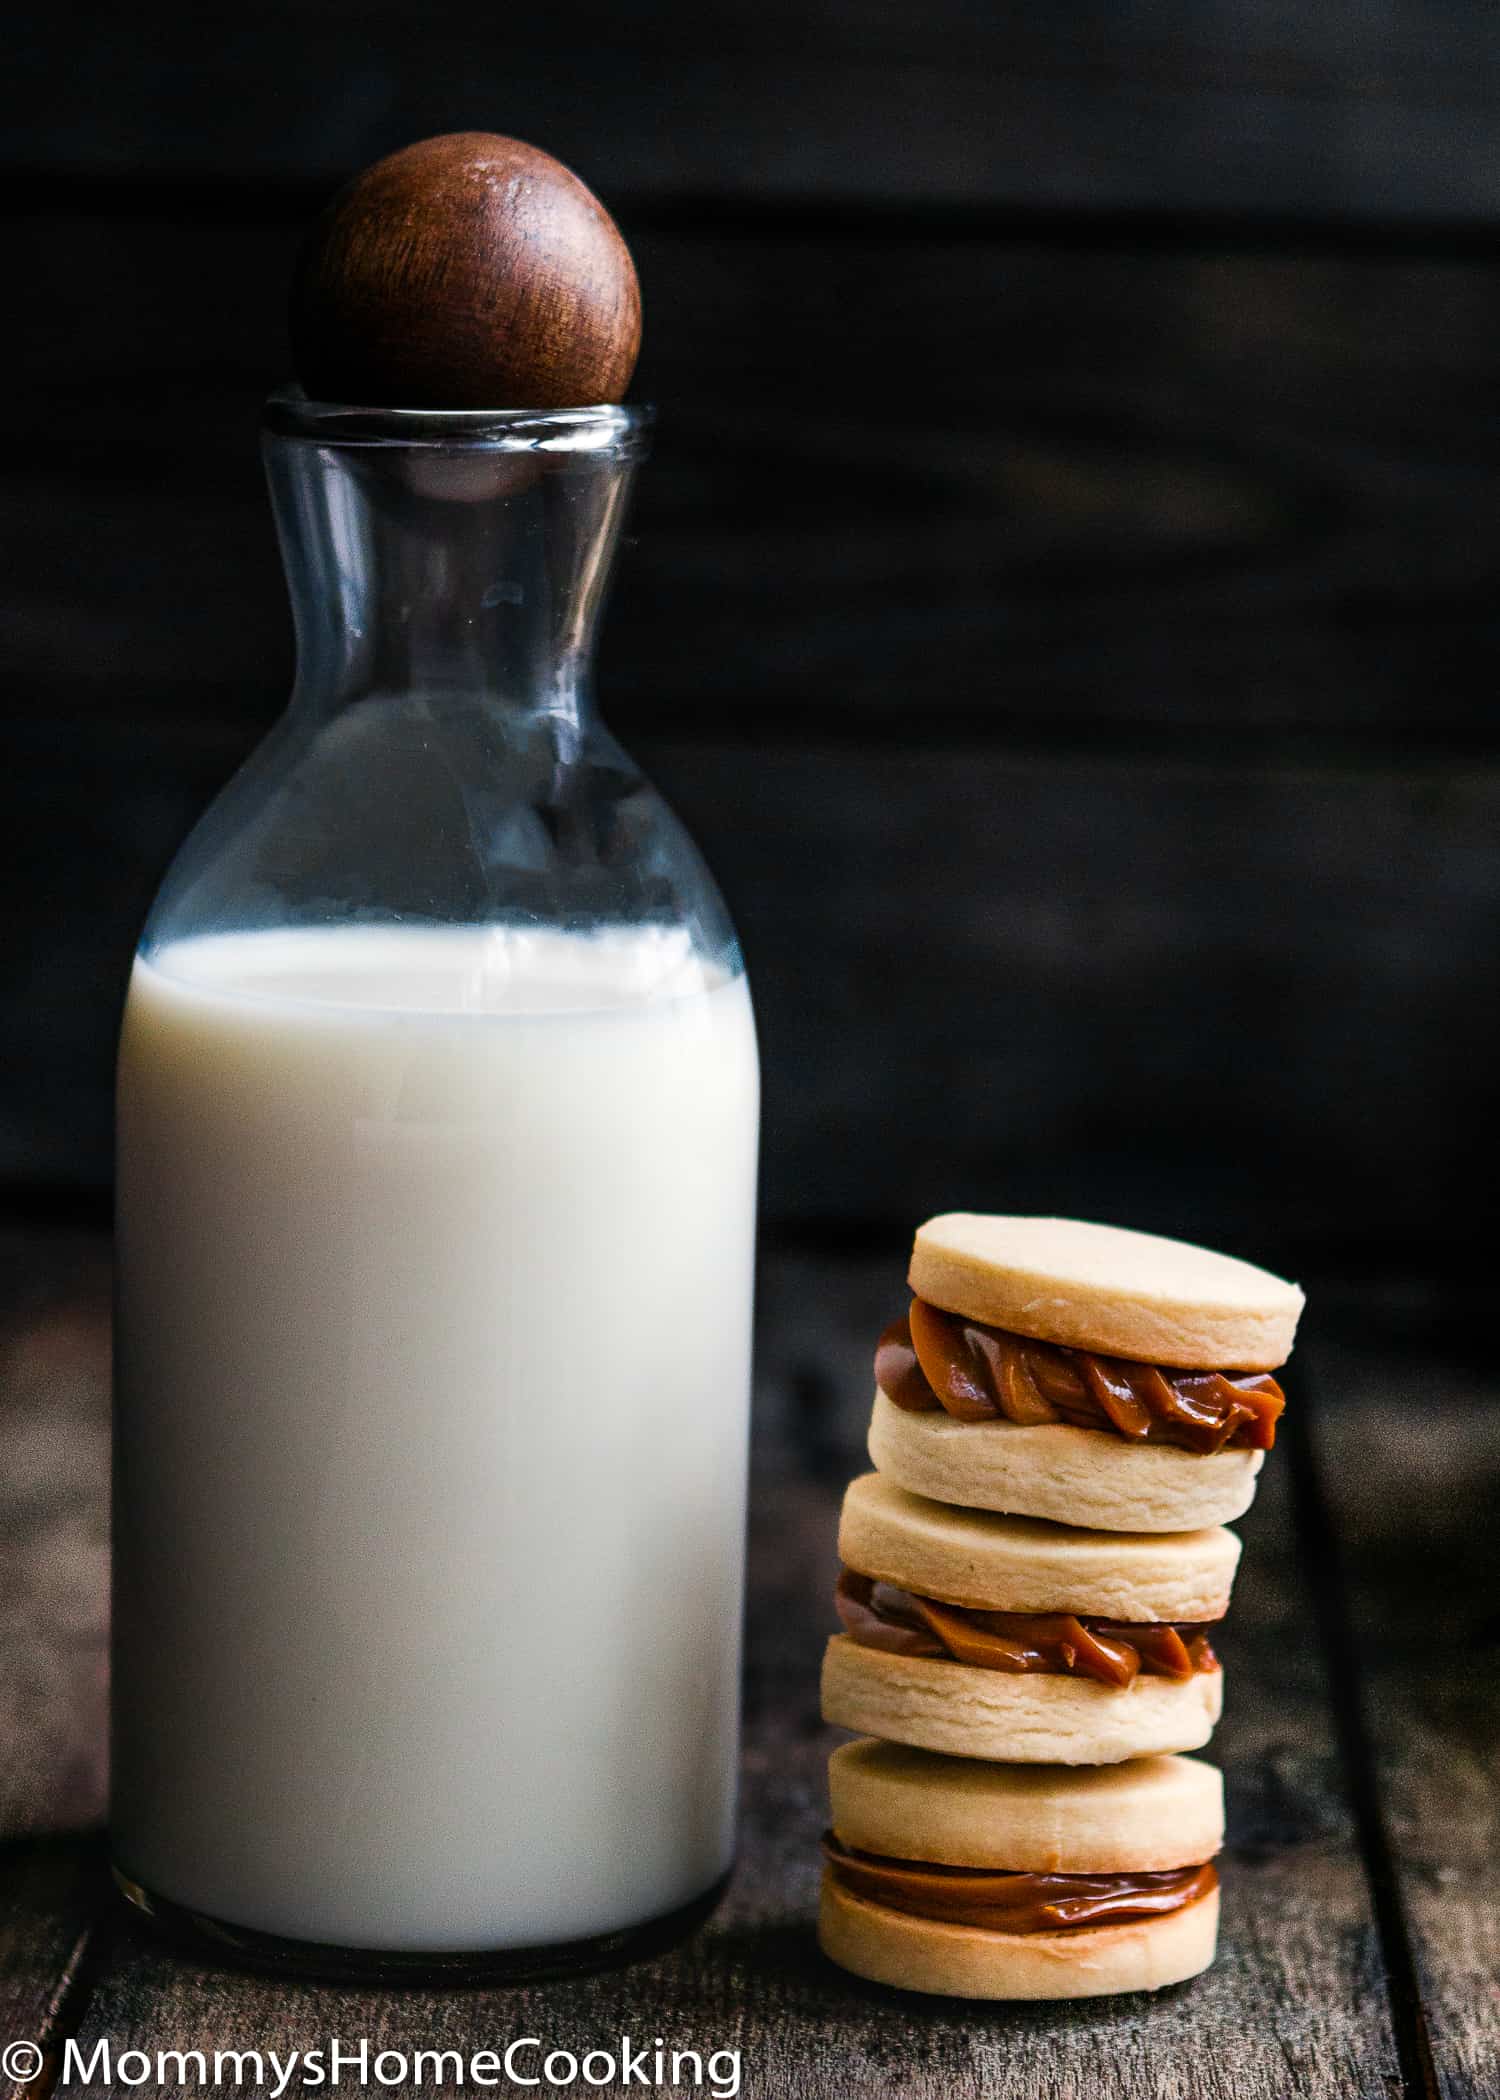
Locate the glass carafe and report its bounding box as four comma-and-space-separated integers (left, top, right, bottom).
111, 395, 759, 1977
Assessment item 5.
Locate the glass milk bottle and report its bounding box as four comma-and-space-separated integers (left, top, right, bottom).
111, 394, 759, 1976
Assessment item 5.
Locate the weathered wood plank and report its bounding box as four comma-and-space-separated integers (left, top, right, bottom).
0, 1861, 97, 2100
0, 1230, 111, 2097
9, 0, 1500, 224
660, 745, 1500, 1265
1309, 1340, 1500, 2100
0, 1235, 110, 1838
6, 1238, 1395, 2097
11, 217, 1500, 1237
5, 713, 1496, 1276
9, 213, 1500, 746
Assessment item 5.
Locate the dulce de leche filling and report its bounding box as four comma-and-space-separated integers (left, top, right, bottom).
823, 1835, 1218, 1933
836, 1569, 1218, 1688
877, 1299, 1284, 1454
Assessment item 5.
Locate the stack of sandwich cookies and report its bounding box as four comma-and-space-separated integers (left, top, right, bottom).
818, 1213, 1303, 1999
821, 1741, 1224, 2000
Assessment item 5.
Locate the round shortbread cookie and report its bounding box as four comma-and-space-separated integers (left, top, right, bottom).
819, 1874, 1219, 1999
909, 1213, 1303, 1370
821, 1636, 1223, 1764
839, 1473, 1241, 1622
828, 1739, 1224, 1873
868, 1389, 1265, 1533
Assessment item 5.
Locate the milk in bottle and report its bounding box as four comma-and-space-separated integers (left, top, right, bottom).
110, 396, 759, 1971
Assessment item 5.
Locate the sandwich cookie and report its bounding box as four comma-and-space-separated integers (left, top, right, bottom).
820, 1739, 1223, 1999
868, 1214, 1303, 1532
822, 1475, 1237, 1763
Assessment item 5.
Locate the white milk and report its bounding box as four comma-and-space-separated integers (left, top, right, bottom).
112, 924, 758, 1951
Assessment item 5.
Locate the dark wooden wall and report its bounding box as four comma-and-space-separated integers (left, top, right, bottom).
6, 3, 1500, 1279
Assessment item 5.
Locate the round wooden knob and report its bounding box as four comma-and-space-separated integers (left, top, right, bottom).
290, 133, 641, 409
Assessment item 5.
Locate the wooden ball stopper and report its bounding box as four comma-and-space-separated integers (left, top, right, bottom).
290, 132, 641, 410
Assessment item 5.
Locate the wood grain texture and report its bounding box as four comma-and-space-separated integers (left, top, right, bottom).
0, 1230, 110, 1838
0, 1230, 111, 2100
9, 212, 1500, 744
9, 1, 1500, 223
7, 219, 1500, 1241
0, 1231, 1405, 2098
1310, 1342, 1500, 2100
5, 711, 1496, 1273
290, 135, 641, 409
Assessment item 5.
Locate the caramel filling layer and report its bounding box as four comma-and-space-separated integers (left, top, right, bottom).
836, 1569, 1218, 1688
823, 1835, 1218, 1933
877, 1299, 1284, 1454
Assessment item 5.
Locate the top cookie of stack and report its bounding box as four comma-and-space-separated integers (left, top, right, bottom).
871, 1214, 1304, 1533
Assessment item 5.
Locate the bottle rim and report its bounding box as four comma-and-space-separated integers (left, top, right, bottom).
263, 387, 652, 457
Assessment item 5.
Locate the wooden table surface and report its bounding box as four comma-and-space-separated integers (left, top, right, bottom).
1, 1223, 1495, 2099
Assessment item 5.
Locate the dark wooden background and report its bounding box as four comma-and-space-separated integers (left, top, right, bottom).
5, 1, 1500, 1291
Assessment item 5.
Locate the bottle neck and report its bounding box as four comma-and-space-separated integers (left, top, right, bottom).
262, 403, 645, 727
